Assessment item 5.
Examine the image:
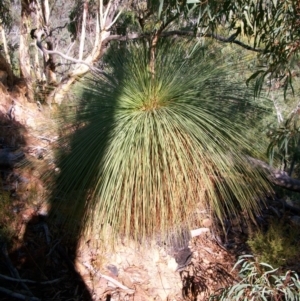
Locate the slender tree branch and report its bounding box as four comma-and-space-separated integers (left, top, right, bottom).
103, 0, 112, 26
106, 8, 123, 30
103, 30, 263, 53
32, 29, 102, 73
33, 26, 262, 76
49, 22, 69, 35
43, 49, 97, 71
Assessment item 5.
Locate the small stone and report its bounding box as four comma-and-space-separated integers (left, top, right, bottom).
202, 218, 212, 227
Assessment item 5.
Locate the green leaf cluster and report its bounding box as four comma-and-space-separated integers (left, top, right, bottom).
211, 255, 300, 301
267, 111, 300, 174
147, 1, 300, 95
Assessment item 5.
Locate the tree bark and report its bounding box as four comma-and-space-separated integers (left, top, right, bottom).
41, 0, 56, 84
19, 0, 35, 101
0, 24, 11, 65
46, 0, 120, 105
79, 1, 88, 61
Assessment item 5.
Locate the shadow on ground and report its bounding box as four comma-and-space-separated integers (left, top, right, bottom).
0, 104, 93, 300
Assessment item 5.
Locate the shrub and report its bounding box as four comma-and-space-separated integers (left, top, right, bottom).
210, 255, 300, 301
247, 218, 300, 268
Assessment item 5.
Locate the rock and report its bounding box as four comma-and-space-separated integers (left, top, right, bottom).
174, 247, 193, 271
167, 257, 178, 271
106, 264, 119, 276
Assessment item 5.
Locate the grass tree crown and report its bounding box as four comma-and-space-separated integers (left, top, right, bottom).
53, 41, 271, 243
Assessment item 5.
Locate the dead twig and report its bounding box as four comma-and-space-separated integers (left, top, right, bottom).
0, 273, 63, 284
0, 242, 34, 296
0, 286, 40, 301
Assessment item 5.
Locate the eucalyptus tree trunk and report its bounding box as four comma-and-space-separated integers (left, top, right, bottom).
78, 0, 88, 61
46, 0, 121, 105
19, 0, 35, 101
40, 0, 57, 84
0, 24, 11, 65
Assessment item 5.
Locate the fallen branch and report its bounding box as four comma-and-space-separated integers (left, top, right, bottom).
278, 197, 300, 214
248, 157, 300, 193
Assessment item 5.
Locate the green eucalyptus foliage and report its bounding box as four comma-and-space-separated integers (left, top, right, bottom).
52, 41, 271, 242
267, 111, 300, 175
146, 0, 300, 96
210, 255, 300, 301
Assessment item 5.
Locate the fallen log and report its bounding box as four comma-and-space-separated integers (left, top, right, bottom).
248, 157, 300, 193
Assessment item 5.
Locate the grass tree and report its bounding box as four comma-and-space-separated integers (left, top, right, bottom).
52, 41, 272, 244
